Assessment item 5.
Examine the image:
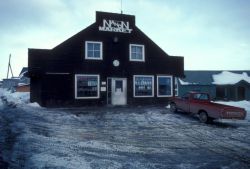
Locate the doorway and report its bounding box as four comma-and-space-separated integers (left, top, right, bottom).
237, 86, 245, 100
107, 78, 127, 105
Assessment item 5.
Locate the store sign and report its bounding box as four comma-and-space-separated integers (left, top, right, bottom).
99, 19, 132, 33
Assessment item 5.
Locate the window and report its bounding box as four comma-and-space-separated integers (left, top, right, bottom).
85, 41, 103, 60
115, 80, 123, 92
133, 75, 154, 97
193, 93, 209, 101
157, 76, 172, 97
216, 86, 226, 99
129, 44, 145, 61
75, 74, 100, 99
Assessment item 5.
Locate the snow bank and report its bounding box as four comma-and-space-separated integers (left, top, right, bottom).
215, 100, 250, 121
27, 102, 41, 107
0, 88, 6, 109
0, 88, 40, 107
0, 96, 3, 110
2, 90, 29, 105
212, 71, 250, 85
9, 92, 29, 104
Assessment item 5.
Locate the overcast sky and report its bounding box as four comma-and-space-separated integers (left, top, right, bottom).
1, 0, 250, 80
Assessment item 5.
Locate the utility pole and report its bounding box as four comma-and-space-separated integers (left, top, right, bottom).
121, 0, 123, 14
7, 54, 14, 79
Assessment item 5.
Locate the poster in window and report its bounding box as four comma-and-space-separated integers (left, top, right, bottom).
76, 76, 98, 97
135, 76, 153, 96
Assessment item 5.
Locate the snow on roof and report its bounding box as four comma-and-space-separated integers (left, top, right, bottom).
19, 67, 28, 76
18, 83, 29, 87
19, 70, 28, 78
178, 78, 198, 85
11, 77, 21, 80
212, 71, 250, 85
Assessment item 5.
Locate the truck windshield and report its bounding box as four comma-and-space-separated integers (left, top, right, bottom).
193, 93, 209, 101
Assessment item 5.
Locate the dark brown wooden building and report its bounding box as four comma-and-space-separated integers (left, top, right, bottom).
28, 11, 184, 107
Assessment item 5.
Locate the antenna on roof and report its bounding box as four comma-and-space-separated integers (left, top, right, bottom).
121, 0, 123, 14
7, 54, 14, 79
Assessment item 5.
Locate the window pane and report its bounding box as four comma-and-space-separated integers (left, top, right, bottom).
131, 53, 135, 59
87, 43, 94, 51
88, 51, 94, 58
131, 46, 136, 53
158, 77, 172, 96
115, 80, 123, 92
135, 76, 153, 96
76, 76, 98, 97
131, 52, 141, 60
136, 53, 142, 60
94, 43, 100, 50
94, 51, 100, 58
194, 94, 209, 101
136, 46, 142, 53
200, 94, 209, 100
193, 94, 200, 100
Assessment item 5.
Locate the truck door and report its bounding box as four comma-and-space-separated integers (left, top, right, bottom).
178, 93, 190, 112
189, 93, 210, 113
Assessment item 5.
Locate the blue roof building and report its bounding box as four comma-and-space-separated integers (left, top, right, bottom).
178, 71, 250, 101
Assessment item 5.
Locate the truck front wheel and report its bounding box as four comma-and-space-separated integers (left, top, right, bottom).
199, 111, 210, 123
170, 103, 177, 113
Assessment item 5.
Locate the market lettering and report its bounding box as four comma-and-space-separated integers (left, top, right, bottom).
99, 19, 132, 33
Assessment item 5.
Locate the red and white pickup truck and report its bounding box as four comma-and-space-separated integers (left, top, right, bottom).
169, 92, 247, 123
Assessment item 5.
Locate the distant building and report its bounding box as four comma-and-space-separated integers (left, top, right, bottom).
16, 83, 30, 92
2, 67, 30, 92
178, 71, 250, 101
28, 11, 184, 107
18, 67, 30, 85
2, 78, 20, 91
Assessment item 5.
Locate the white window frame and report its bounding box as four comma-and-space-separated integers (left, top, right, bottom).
157, 75, 173, 97
133, 75, 154, 97
175, 77, 178, 96
75, 74, 100, 99
85, 41, 103, 60
129, 44, 145, 62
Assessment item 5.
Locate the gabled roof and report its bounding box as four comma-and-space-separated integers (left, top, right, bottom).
212, 71, 250, 85
19, 67, 28, 77
52, 11, 170, 57
180, 70, 250, 85
28, 11, 184, 78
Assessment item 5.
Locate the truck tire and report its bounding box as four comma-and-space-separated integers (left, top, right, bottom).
199, 111, 214, 124
170, 103, 177, 113
199, 111, 209, 123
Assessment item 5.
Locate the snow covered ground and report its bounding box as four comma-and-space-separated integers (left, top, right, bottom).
1, 89, 250, 169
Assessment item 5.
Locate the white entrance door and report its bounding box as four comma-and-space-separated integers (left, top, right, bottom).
111, 78, 127, 105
